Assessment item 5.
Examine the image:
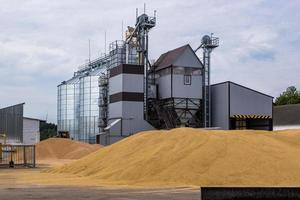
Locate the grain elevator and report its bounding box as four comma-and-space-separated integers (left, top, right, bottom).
57, 9, 273, 145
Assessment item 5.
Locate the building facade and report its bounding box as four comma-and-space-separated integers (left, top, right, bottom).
211, 81, 273, 130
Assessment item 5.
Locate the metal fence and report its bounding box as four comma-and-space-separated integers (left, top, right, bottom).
0, 144, 35, 168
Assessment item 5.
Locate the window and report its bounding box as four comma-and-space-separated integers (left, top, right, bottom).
184, 75, 191, 85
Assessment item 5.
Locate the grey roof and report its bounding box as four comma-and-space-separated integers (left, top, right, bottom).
154, 44, 203, 71
23, 117, 46, 122
211, 81, 273, 99
274, 104, 300, 126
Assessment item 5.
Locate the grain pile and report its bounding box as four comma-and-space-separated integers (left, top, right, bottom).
36, 138, 101, 160
50, 128, 300, 186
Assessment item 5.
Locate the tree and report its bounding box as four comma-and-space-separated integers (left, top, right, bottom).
40, 122, 57, 141
275, 86, 300, 105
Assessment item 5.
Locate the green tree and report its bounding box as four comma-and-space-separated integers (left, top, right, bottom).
40, 122, 57, 141
275, 86, 300, 105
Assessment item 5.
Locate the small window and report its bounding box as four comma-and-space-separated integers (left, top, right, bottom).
184, 75, 191, 85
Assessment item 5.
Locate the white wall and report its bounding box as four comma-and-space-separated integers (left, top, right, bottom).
23, 118, 40, 145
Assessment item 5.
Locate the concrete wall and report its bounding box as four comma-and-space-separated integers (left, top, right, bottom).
211, 83, 229, 129
23, 118, 40, 145
230, 83, 273, 116
274, 125, 300, 130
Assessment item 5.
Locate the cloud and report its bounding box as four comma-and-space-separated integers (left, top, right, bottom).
0, 0, 299, 123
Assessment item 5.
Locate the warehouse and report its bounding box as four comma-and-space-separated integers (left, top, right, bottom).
0, 103, 44, 145
57, 10, 274, 145
211, 81, 273, 130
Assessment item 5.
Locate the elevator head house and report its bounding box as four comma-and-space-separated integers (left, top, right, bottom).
147, 44, 204, 129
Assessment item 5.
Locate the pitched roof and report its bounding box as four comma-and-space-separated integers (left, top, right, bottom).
274, 104, 300, 126
154, 44, 203, 71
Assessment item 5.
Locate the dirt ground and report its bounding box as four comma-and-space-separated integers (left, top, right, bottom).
0, 161, 200, 200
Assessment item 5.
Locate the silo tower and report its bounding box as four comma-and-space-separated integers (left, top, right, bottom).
195, 34, 219, 127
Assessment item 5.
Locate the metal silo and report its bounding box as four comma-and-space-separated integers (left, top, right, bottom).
78, 68, 105, 143
57, 76, 80, 140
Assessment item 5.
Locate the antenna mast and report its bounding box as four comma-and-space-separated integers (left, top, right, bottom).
88, 39, 91, 63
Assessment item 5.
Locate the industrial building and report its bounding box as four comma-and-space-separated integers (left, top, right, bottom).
57, 10, 273, 145
211, 82, 273, 130
0, 103, 44, 145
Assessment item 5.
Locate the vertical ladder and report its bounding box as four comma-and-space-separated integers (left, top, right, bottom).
203, 49, 211, 128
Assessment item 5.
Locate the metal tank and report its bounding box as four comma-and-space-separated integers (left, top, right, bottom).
78, 68, 106, 143
57, 76, 80, 140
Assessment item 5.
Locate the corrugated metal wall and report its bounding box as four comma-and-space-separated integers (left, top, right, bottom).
0, 103, 24, 143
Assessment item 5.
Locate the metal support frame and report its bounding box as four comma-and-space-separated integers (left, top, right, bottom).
125, 11, 156, 121
195, 34, 219, 128
148, 97, 202, 129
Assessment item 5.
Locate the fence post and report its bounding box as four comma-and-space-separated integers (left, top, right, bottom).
23, 146, 27, 167
33, 145, 36, 168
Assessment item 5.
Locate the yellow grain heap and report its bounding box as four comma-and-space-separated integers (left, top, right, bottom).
50, 128, 300, 186
36, 138, 101, 160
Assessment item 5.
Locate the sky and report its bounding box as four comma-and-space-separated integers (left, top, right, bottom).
0, 0, 299, 123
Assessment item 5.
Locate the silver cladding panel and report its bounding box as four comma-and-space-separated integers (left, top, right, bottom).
0, 103, 24, 144
211, 82, 273, 130
109, 101, 144, 119
211, 83, 229, 129
230, 83, 273, 116
109, 74, 144, 94
23, 118, 40, 145
172, 74, 202, 99
107, 71, 154, 143
173, 47, 203, 68
157, 74, 172, 99
157, 74, 202, 99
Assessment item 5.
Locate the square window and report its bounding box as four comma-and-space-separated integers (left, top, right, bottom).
184, 75, 191, 85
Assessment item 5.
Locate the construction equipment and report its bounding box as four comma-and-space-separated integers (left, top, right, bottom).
57, 131, 70, 139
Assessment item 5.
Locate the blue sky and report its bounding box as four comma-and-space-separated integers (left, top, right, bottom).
0, 0, 299, 123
